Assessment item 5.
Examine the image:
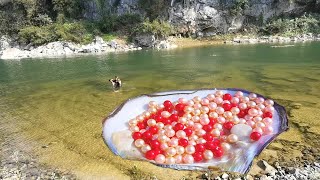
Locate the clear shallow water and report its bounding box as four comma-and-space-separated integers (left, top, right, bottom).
0, 42, 320, 179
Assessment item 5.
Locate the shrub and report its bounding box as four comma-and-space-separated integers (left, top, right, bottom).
230, 0, 249, 15
18, 25, 57, 45
54, 22, 93, 43
134, 19, 172, 39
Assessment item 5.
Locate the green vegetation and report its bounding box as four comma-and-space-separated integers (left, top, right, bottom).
230, 0, 249, 15
138, 0, 170, 20
134, 19, 173, 39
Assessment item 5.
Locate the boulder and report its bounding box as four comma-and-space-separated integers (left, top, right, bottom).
134, 34, 156, 48
0, 36, 11, 51
94, 36, 104, 45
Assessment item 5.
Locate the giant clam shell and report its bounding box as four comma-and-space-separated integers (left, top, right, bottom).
102, 88, 288, 173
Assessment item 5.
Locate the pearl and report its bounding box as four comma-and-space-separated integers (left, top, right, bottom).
208, 102, 217, 110
240, 96, 250, 103
178, 98, 188, 104
161, 111, 171, 118
176, 146, 185, 155
200, 117, 210, 125
244, 115, 253, 121
221, 142, 231, 151
193, 123, 203, 131
247, 101, 257, 108
157, 104, 165, 110
149, 101, 157, 107
193, 96, 201, 102
155, 154, 166, 164
147, 119, 157, 126
222, 100, 231, 104
143, 111, 151, 118
137, 115, 145, 121
231, 116, 240, 124
227, 134, 238, 143
200, 106, 210, 113
253, 117, 262, 122
257, 104, 265, 110
265, 99, 274, 106
129, 119, 138, 126
256, 122, 266, 128
158, 129, 166, 135
184, 113, 192, 120
189, 134, 199, 141
174, 155, 182, 164
253, 127, 263, 134
158, 135, 168, 142
220, 135, 228, 142
246, 120, 255, 128
187, 100, 195, 106
217, 117, 226, 124
184, 106, 194, 113
230, 124, 252, 140
255, 97, 265, 104
185, 145, 196, 154
211, 129, 221, 137
152, 134, 158, 140
223, 111, 233, 118
141, 145, 151, 153
193, 103, 202, 109
183, 154, 194, 164
178, 117, 187, 124
248, 108, 259, 116
258, 110, 263, 116
239, 118, 246, 124
203, 150, 214, 160
160, 143, 169, 150
148, 107, 157, 114
201, 98, 210, 105
231, 97, 240, 104
130, 126, 139, 132
214, 123, 223, 130
264, 126, 274, 134
215, 90, 224, 97
216, 107, 225, 114
264, 106, 275, 113
231, 107, 240, 114
139, 129, 146, 134
186, 120, 194, 128
209, 112, 219, 118
207, 94, 215, 101
263, 117, 273, 124
165, 157, 176, 164
196, 129, 206, 136
235, 91, 244, 97
176, 130, 187, 138
249, 93, 257, 100
196, 138, 206, 144
188, 140, 196, 146
166, 147, 177, 156
214, 97, 223, 104
164, 125, 173, 131
156, 122, 165, 129
238, 103, 247, 110
134, 139, 145, 147
192, 116, 200, 122
168, 138, 179, 147
165, 129, 175, 137
200, 114, 209, 119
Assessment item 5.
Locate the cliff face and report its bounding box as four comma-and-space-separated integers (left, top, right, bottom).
85, 0, 320, 36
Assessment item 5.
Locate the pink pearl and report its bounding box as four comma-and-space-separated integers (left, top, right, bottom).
253, 117, 262, 122
171, 122, 177, 126
257, 104, 265, 110
246, 120, 255, 127
200, 117, 210, 125
178, 98, 188, 104
168, 138, 179, 147
160, 143, 169, 150
231, 97, 240, 104
164, 125, 173, 131
253, 127, 263, 134
143, 111, 151, 118
193, 103, 202, 109
136, 115, 144, 121
264, 106, 275, 113
184, 106, 193, 113
193, 96, 201, 102
174, 155, 182, 164
178, 117, 187, 124
176, 130, 186, 138
240, 96, 250, 103
248, 108, 258, 116
263, 117, 273, 124
189, 134, 198, 141
158, 135, 168, 142
152, 134, 158, 140
193, 109, 201, 115
183, 154, 194, 164
148, 101, 157, 107
148, 107, 157, 114
232, 116, 240, 124
134, 139, 145, 147
161, 111, 171, 118
256, 122, 266, 128
264, 99, 274, 106
139, 129, 146, 134
165, 157, 176, 164
222, 100, 231, 104
187, 120, 195, 127
231, 107, 240, 114
176, 146, 185, 155
258, 110, 263, 116
207, 94, 215, 101
192, 116, 200, 122
193, 123, 203, 131
203, 150, 213, 160
147, 119, 157, 126
223, 111, 233, 118
209, 112, 218, 118
196, 129, 206, 136
155, 154, 166, 164
221, 142, 231, 151
264, 126, 274, 134
245, 115, 253, 121
166, 147, 177, 156
214, 123, 223, 130
141, 145, 151, 153
216, 107, 225, 114
227, 134, 238, 143
184, 113, 192, 120
185, 145, 195, 154
214, 97, 223, 104
208, 102, 217, 110
217, 117, 226, 124
249, 93, 257, 100
187, 100, 195, 106
200, 106, 210, 113
235, 91, 244, 97
247, 101, 257, 108
196, 138, 206, 144
239, 118, 246, 124
238, 103, 247, 110
200, 114, 209, 119
129, 126, 139, 132
201, 98, 210, 105
158, 129, 166, 135
255, 97, 265, 104
188, 140, 196, 146
211, 129, 221, 137
157, 104, 164, 110
215, 90, 224, 97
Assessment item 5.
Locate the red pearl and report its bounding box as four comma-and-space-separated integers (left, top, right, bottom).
209, 118, 216, 125
165, 105, 174, 113
223, 122, 234, 130
205, 141, 217, 151
163, 100, 172, 107
178, 138, 188, 147
175, 103, 185, 111
213, 147, 224, 158
132, 132, 142, 140
155, 115, 163, 122
149, 126, 158, 134
263, 112, 273, 118
231, 103, 238, 107
154, 149, 162, 155
145, 150, 157, 160
170, 114, 179, 122
202, 124, 213, 132
223, 93, 232, 101
237, 110, 246, 118
250, 132, 262, 141
212, 139, 221, 146
142, 131, 153, 140
173, 123, 184, 132
195, 144, 205, 152
203, 133, 214, 141
162, 118, 172, 125
137, 122, 146, 130
183, 128, 193, 136
178, 111, 185, 117
193, 152, 203, 162
150, 140, 161, 149
222, 103, 232, 111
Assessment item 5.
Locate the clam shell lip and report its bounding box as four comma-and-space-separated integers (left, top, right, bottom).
102, 88, 289, 173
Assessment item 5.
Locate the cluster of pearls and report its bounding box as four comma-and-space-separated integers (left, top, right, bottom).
129, 90, 275, 164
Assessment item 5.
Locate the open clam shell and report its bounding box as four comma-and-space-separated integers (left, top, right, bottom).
102, 88, 288, 173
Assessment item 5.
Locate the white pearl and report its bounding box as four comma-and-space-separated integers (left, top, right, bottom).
215, 90, 224, 97
238, 103, 247, 110
201, 98, 210, 105
178, 117, 187, 124
214, 123, 223, 130
184, 113, 192, 120
143, 111, 151, 118
161, 111, 171, 118
185, 145, 195, 154
148, 107, 157, 114
231, 97, 240, 104
187, 100, 195, 106
196, 138, 206, 144
189, 134, 198, 141
196, 129, 206, 136
256, 122, 266, 129
139, 129, 146, 134
187, 120, 195, 127
258, 110, 263, 116
183, 154, 194, 164
257, 104, 266, 110
203, 150, 214, 160
264, 106, 275, 113
137, 115, 145, 121
176, 146, 185, 155
248, 108, 259, 116
239, 118, 246, 124
207, 94, 215, 101
265, 99, 274, 106
192, 116, 200, 122
227, 134, 238, 143
184, 106, 193, 113
148, 101, 157, 107
158, 129, 166, 135
193, 96, 201, 102
129, 119, 138, 126
129, 126, 139, 132
134, 139, 145, 147
214, 97, 223, 104
193, 109, 201, 116
255, 97, 265, 104
249, 93, 257, 100
222, 100, 231, 104
164, 125, 173, 131
176, 130, 186, 138
235, 91, 244, 97
166, 147, 177, 156
157, 104, 165, 110
253, 127, 263, 134
178, 98, 188, 104
211, 129, 220, 137
158, 135, 168, 142
246, 120, 255, 128
231, 116, 240, 124
208, 102, 217, 110
193, 123, 203, 131
147, 119, 157, 126
188, 140, 196, 146
209, 112, 218, 118
241, 96, 250, 103
247, 101, 257, 108
224, 111, 233, 118
165, 129, 175, 137
231, 107, 240, 114
216, 107, 225, 114
217, 117, 226, 124
141, 145, 151, 153
168, 138, 179, 147
165, 157, 176, 164
160, 143, 169, 150
200, 117, 210, 125
253, 117, 263, 122
221, 142, 231, 151
200, 114, 209, 119
155, 154, 166, 164
263, 117, 273, 124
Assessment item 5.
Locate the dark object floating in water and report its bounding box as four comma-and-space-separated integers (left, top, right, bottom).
102, 88, 288, 173
109, 76, 122, 90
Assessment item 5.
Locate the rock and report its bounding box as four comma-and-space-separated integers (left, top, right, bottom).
134, 34, 156, 48
258, 160, 277, 176
94, 36, 104, 45
0, 36, 11, 51
260, 175, 273, 180
109, 40, 118, 49
290, 103, 302, 109
221, 173, 229, 179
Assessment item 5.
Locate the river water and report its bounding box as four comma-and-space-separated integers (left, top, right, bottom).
0, 42, 319, 179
